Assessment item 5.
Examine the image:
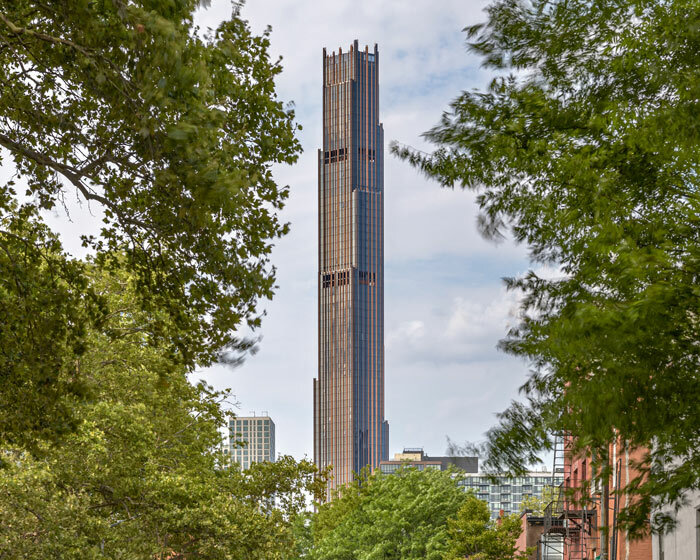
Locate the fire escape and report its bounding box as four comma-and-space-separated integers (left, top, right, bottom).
539, 433, 597, 560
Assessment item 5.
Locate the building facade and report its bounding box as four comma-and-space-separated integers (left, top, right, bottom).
459, 471, 563, 519
314, 40, 388, 495
652, 489, 700, 560
378, 448, 478, 475
516, 512, 564, 560
228, 415, 275, 471
537, 437, 652, 560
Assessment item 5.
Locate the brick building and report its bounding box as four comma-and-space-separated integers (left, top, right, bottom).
516, 511, 563, 560
539, 436, 651, 560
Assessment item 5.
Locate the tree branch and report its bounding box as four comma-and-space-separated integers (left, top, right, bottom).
0, 13, 92, 58
0, 132, 150, 230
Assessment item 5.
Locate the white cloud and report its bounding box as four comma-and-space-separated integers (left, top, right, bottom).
386, 283, 522, 366
445, 291, 520, 341
387, 319, 426, 347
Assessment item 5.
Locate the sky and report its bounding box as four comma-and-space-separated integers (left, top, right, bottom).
0, 0, 541, 465
191, 0, 535, 463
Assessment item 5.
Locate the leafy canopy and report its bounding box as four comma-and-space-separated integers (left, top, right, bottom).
393, 0, 700, 535
0, 3, 322, 555
305, 468, 475, 560
0, 206, 100, 447
518, 485, 557, 517
301, 467, 525, 560
0, 0, 300, 444
445, 493, 528, 560
0, 269, 326, 559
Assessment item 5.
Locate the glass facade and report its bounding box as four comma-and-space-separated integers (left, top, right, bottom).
459, 472, 563, 519
228, 416, 275, 471
314, 41, 388, 496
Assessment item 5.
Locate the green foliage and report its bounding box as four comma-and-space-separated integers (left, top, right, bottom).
0, 3, 317, 554
518, 486, 557, 516
0, 0, 300, 443
393, 0, 700, 535
0, 205, 102, 448
300, 470, 525, 560
0, 270, 325, 559
305, 468, 469, 560
445, 493, 527, 560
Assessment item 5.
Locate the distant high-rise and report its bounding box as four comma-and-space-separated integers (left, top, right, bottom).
460, 471, 563, 519
229, 414, 275, 471
314, 41, 388, 495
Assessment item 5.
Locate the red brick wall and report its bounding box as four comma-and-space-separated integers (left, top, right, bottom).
515, 514, 544, 560
562, 436, 652, 560
516, 515, 529, 556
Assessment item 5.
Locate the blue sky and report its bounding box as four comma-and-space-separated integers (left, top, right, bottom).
193, 0, 536, 462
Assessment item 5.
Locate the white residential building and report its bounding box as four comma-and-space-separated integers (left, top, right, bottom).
459, 471, 562, 519
228, 414, 275, 471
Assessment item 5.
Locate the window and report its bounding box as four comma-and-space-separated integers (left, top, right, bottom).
322, 270, 351, 288
358, 147, 376, 162
323, 147, 347, 164
359, 270, 376, 286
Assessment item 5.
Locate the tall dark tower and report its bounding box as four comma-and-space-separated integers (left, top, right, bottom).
314, 41, 388, 495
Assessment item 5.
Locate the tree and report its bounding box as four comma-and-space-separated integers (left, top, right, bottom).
445, 493, 527, 560
0, 0, 301, 444
393, 0, 700, 535
519, 486, 557, 516
0, 270, 326, 559
0, 206, 100, 448
306, 468, 468, 560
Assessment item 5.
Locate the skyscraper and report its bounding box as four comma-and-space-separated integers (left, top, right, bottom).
314, 41, 388, 495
